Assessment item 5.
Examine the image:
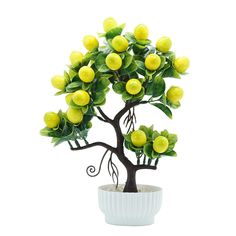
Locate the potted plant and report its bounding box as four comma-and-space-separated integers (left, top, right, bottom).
40, 17, 190, 226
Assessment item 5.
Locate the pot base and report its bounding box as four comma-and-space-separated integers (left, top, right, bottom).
105, 216, 154, 226
98, 184, 162, 226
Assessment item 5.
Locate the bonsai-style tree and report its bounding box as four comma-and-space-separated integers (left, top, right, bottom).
41, 18, 189, 192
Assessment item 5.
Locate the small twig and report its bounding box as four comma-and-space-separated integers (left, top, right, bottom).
74, 139, 80, 147
67, 141, 73, 149
94, 115, 107, 123
154, 158, 159, 166
143, 154, 146, 165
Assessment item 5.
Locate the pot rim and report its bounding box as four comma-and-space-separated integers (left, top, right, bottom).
98, 184, 162, 194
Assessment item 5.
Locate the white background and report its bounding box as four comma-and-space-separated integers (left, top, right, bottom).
0, 0, 236, 235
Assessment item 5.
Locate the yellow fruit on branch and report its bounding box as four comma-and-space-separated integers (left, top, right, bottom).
78, 66, 95, 83
145, 54, 161, 71
103, 17, 117, 32
126, 79, 142, 95
70, 51, 83, 66
131, 130, 147, 147
174, 57, 190, 73
166, 86, 184, 104
153, 136, 169, 153
72, 90, 90, 106
156, 36, 172, 53
51, 75, 67, 90
134, 24, 149, 40
66, 107, 83, 124
112, 35, 128, 52
65, 94, 73, 105
105, 53, 122, 70
83, 35, 99, 51
44, 112, 60, 129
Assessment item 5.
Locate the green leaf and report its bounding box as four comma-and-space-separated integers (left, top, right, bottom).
163, 67, 181, 79
95, 53, 110, 72
99, 73, 113, 80
95, 78, 110, 92
122, 91, 133, 101
152, 131, 159, 140
82, 51, 99, 65
69, 69, 78, 80
124, 32, 136, 43
82, 82, 92, 91
159, 56, 166, 70
151, 150, 160, 159
120, 62, 137, 76
151, 103, 172, 119
54, 90, 65, 96
164, 150, 177, 157
168, 101, 181, 109
106, 27, 123, 39
93, 91, 106, 105
124, 133, 131, 142
64, 71, 70, 83
160, 129, 169, 137
40, 127, 51, 136
134, 87, 145, 100
143, 143, 153, 158
81, 106, 89, 114
146, 76, 165, 97
123, 53, 133, 69
139, 125, 153, 139
112, 82, 125, 94
98, 32, 106, 37
136, 39, 151, 46
66, 81, 82, 93
135, 60, 146, 76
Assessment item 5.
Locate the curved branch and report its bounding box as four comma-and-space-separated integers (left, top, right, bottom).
97, 107, 112, 122
70, 141, 116, 153
114, 101, 148, 122
94, 114, 108, 123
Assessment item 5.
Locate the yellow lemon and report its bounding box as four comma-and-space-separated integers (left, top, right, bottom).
105, 53, 122, 70
70, 51, 83, 66
131, 130, 147, 147
72, 90, 90, 106
153, 136, 169, 153
166, 86, 184, 104
126, 79, 142, 95
103, 17, 117, 32
145, 54, 161, 71
134, 24, 149, 40
51, 75, 67, 90
112, 35, 128, 52
78, 66, 95, 83
174, 57, 190, 73
65, 94, 73, 105
83, 35, 99, 51
66, 107, 83, 124
44, 112, 60, 129
156, 36, 172, 53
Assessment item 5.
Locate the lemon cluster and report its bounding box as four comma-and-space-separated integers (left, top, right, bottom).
131, 130, 169, 153
42, 17, 189, 149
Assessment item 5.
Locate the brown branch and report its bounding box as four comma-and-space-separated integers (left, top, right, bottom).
70, 141, 116, 153
96, 107, 112, 122
134, 164, 157, 171
114, 101, 148, 122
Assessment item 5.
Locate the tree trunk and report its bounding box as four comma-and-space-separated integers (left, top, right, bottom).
123, 168, 138, 192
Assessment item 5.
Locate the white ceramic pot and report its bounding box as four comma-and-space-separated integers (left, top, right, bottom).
98, 184, 162, 226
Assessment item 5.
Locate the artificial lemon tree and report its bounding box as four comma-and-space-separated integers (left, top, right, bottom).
41, 18, 189, 192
